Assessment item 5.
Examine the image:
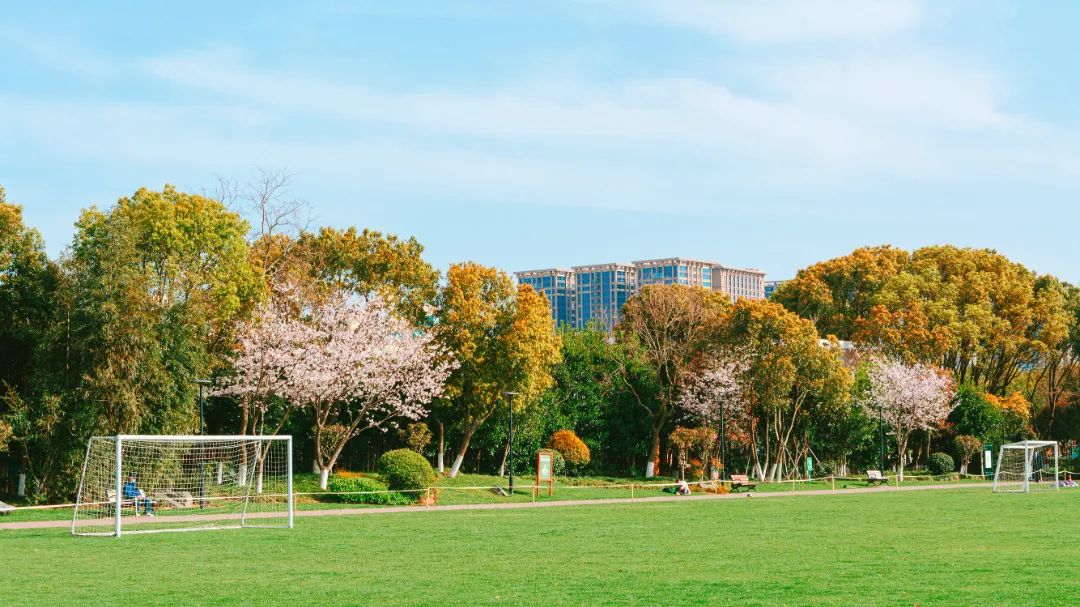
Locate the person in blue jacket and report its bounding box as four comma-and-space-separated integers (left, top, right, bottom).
123, 475, 154, 516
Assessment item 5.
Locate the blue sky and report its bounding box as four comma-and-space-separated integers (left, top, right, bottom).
2, 1, 1079, 281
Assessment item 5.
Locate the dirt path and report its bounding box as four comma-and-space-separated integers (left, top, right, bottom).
0, 482, 990, 531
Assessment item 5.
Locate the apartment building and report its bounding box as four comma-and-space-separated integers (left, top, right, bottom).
516, 256, 766, 329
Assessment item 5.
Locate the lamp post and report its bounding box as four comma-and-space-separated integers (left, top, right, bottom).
195, 379, 211, 508
878, 402, 885, 472
503, 391, 519, 495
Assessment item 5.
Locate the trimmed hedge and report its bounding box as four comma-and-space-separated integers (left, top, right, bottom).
327, 475, 411, 505
377, 449, 437, 493
927, 452, 955, 475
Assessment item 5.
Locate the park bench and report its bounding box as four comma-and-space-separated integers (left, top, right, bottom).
866, 470, 890, 486
105, 490, 155, 515
729, 474, 757, 492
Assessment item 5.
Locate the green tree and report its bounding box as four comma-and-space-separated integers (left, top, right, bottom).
0, 187, 66, 498
617, 285, 730, 477
285, 227, 440, 324
434, 262, 562, 478
723, 299, 852, 481
772, 245, 909, 339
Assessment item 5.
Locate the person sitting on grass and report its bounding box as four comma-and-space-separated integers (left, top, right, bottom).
676, 479, 691, 496
123, 475, 154, 517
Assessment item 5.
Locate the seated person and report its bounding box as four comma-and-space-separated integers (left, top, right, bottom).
676, 479, 691, 496
123, 475, 155, 516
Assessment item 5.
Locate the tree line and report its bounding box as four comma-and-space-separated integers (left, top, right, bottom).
1, 182, 1077, 501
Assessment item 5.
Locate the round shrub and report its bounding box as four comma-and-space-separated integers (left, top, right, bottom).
551, 450, 566, 476
927, 452, 955, 475
327, 475, 411, 505
548, 429, 591, 472
377, 448, 436, 492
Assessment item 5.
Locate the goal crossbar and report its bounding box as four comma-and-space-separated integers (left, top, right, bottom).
72, 435, 293, 537
992, 440, 1059, 493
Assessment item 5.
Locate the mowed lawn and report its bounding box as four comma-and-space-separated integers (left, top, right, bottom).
4, 488, 1078, 606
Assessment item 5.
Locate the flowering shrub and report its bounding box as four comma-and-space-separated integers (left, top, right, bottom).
548, 430, 591, 472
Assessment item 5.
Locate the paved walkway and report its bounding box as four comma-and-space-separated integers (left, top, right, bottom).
0, 482, 990, 531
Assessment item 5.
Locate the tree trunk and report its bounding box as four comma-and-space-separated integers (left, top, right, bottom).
319, 467, 330, 490
448, 422, 479, 478
497, 441, 510, 477
437, 421, 445, 473
897, 436, 907, 482
645, 423, 661, 478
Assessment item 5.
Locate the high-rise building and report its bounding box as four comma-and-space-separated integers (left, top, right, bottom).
713, 265, 766, 302
764, 279, 786, 299
516, 256, 766, 329
634, 257, 714, 289
571, 263, 637, 330
515, 268, 576, 327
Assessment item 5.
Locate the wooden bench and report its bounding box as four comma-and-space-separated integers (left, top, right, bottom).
729, 474, 757, 492
866, 470, 890, 486
106, 490, 155, 515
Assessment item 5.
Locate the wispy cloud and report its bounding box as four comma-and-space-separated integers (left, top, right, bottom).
622, 0, 923, 44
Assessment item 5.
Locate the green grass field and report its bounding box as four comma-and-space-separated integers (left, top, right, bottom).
0, 472, 987, 523
4, 487, 1078, 606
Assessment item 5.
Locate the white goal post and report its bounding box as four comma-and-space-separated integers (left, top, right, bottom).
72, 435, 293, 536
992, 440, 1059, 493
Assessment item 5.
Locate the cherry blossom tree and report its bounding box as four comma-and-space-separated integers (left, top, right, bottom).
679, 351, 750, 478
216, 288, 455, 489
863, 358, 955, 480
297, 291, 456, 489
679, 352, 750, 429
213, 293, 314, 438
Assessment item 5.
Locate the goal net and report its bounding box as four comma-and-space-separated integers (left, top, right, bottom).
72, 435, 293, 536
992, 440, 1059, 493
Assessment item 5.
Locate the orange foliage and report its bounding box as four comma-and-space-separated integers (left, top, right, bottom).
986, 392, 1031, 420
548, 429, 591, 467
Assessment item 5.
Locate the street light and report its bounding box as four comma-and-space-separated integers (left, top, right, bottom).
503, 391, 520, 495
878, 402, 885, 473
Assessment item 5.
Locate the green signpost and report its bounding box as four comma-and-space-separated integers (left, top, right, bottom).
536, 449, 554, 497
806, 456, 813, 482
983, 444, 994, 479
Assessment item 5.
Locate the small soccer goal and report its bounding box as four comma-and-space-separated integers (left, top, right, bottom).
72, 435, 293, 536
992, 440, 1059, 493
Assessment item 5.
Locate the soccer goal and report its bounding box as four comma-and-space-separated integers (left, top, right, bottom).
72, 435, 293, 536
992, 440, 1059, 493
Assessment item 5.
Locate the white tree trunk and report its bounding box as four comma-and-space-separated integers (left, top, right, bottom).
256, 472, 264, 494
645, 461, 655, 478
437, 422, 445, 473
319, 467, 330, 490
216, 462, 224, 484
753, 462, 765, 481
767, 463, 780, 482
449, 453, 466, 478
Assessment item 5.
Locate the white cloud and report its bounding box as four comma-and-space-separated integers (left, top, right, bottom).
136, 49, 1078, 188
624, 0, 923, 44
4, 1, 1079, 221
